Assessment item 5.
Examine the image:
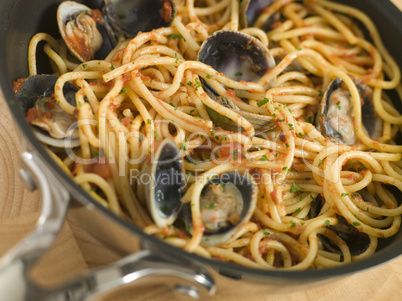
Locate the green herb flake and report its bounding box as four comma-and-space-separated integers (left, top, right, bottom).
262, 229, 270, 236
180, 142, 187, 151
306, 116, 313, 124
352, 221, 361, 226
154, 130, 159, 141
82, 63, 87, 69
119, 87, 127, 94
167, 34, 186, 41
290, 183, 304, 193
235, 71, 243, 76
110, 65, 115, 71
147, 119, 152, 124
206, 74, 211, 79
341, 193, 349, 197
257, 97, 270, 107
194, 78, 202, 91
259, 155, 268, 161
336, 101, 341, 110
282, 166, 288, 171
204, 201, 218, 210
290, 220, 296, 228
325, 220, 330, 227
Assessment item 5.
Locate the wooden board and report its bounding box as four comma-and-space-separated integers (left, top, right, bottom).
1, 1, 402, 299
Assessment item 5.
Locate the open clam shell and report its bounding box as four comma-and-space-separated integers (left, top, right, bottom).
57, 1, 116, 62
198, 30, 276, 133
15, 74, 80, 148
136, 138, 185, 228
182, 172, 258, 247
239, 0, 280, 31
316, 77, 383, 145
103, 0, 176, 38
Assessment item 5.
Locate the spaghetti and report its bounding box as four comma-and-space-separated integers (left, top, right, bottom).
22, 0, 402, 270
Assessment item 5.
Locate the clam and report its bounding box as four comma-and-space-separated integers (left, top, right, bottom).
57, 1, 116, 62
318, 215, 370, 257
16, 74, 80, 148
239, 0, 280, 31
198, 30, 276, 133
309, 193, 370, 257
316, 77, 382, 145
183, 172, 258, 246
103, 0, 176, 38
136, 139, 185, 228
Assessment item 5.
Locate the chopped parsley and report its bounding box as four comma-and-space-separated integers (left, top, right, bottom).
119, 87, 127, 94
110, 64, 115, 70
204, 201, 218, 210
167, 34, 186, 41
290, 220, 296, 228
325, 220, 330, 227
180, 142, 187, 151
290, 183, 304, 193
235, 71, 243, 76
194, 78, 202, 91
262, 229, 270, 236
341, 193, 349, 197
336, 101, 341, 110
257, 97, 270, 107
82, 63, 87, 69
352, 221, 361, 226
306, 116, 313, 124
259, 155, 268, 161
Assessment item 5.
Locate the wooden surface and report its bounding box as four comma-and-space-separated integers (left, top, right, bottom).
1, 1, 402, 300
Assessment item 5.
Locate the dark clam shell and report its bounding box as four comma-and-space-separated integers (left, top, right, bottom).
240, 0, 280, 31
16, 74, 77, 114
103, 0, 176, 38
198, 30, 276, 133
316, 77, 382, 145
15, 74, 80, 148
198, 30, 274, 84
319, 215, 370, 257
137, 139, 184, 227
57, 1, 116, 62
182, 172, 258, 246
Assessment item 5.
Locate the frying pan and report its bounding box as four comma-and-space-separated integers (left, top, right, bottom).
0, 0, 401, 300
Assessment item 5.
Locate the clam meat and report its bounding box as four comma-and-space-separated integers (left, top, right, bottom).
316, 77, 382, 145
198, 30, 276, 133
15, 74, 80, 148
57, 1, 115, 62
183, 172, 258, 246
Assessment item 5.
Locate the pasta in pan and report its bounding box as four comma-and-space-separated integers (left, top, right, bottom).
17, 0, 402, 270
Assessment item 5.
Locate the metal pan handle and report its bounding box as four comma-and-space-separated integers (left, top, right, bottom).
0, 151, 215, 300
